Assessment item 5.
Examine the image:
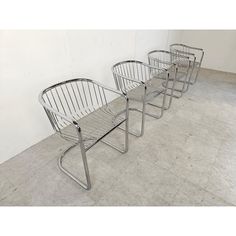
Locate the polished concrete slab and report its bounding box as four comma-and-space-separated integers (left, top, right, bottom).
0, 68, 236, 206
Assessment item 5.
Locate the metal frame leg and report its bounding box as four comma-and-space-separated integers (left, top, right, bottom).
173, 64, 191, 98
58, 126, 91, 190
161, 76, 183, 99
124, 98, 129, 152
129, 76, 168, 125
170, 81, 184, 98
188, 58, 197, 85
192, 63, 201, 84
101, 99, 129, 153
118, 100, 162, 137
183, 69, 193, 91
58, 145, 91, 191
140, 98, 146, 137
191, 51, 204, 84
146, 71, 170, 113
127, 87, 146, 137
163, 67, 177, 110
180, 62, 191, 93
59, 109, 130, 190
165, 84, 183, 99
118, 87, 147, 138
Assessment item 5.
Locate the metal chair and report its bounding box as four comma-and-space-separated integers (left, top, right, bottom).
112, 60, 176, 137
148, 50, 191, 98
170, 44, 204, 84
39, 78, 129, 190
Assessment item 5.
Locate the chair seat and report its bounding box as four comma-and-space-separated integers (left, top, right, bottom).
127, 79, 165, 102
59, 106, 126, 150
153, 68, 187, 83
173, 59, 200, 68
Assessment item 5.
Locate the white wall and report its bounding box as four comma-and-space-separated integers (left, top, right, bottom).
180, 30, 236, 73
0, 30, 180, 163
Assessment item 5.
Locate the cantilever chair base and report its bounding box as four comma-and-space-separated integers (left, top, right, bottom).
39, 78, 129, 190
101, 139, 128, 154
58, 143, 91, 190
58, 130, 128, 190
57, 117, 128, 190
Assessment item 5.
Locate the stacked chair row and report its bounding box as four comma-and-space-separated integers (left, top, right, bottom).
39, 43, 204, 190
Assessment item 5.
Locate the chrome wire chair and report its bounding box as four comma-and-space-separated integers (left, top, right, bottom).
39, 78, 129, 190
170, 44, 204, 84
112, 60, 176, 137
148, 50, 191, 98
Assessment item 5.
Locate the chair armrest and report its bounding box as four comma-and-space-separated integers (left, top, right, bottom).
170, 43, 204, 52
172, 49, 195, 57
182, 44, 204, 51
148, 50, 190, 60
113, 72, 144, 85
92, 80, 128, 98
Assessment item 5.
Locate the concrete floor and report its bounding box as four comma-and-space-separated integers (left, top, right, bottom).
1, 68, 236, 206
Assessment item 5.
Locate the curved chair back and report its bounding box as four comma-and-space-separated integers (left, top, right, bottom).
39, 78, 108, 131
148, 50, 190, 69
170, 43, 204, 64
112, 60, 166, 93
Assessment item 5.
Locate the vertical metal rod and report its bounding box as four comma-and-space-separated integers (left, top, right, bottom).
167, 67, 177, 109
119, 66, 126, 91
60, 85, 72, 114
92, 83, 99, 107
87, 81, 95, 111
81, 81, 91, 113
124, 98, 129, 153
102, 88, 108, 106
75, 82, 85, 113
55, 87, 67, 115
48, 90, 60, 124
70, 83, 83, 117
76, 125, 91, 190
65, 83, 77, 113
140, 85, 147, 136
98, 86, 105, 106
160, 72, 169, 115
193, 51, 204, 83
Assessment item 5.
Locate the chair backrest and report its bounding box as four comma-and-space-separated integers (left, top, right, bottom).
112, 60, 166, 93
148, 50, 190, 68
170, 44, 203, 63
39, 78, 108, 131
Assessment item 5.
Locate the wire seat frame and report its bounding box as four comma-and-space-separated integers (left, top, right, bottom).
112, 60, 176, 137
39, 78, 129, 190
170, 44, 204, 84
147, 50, 191, 98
